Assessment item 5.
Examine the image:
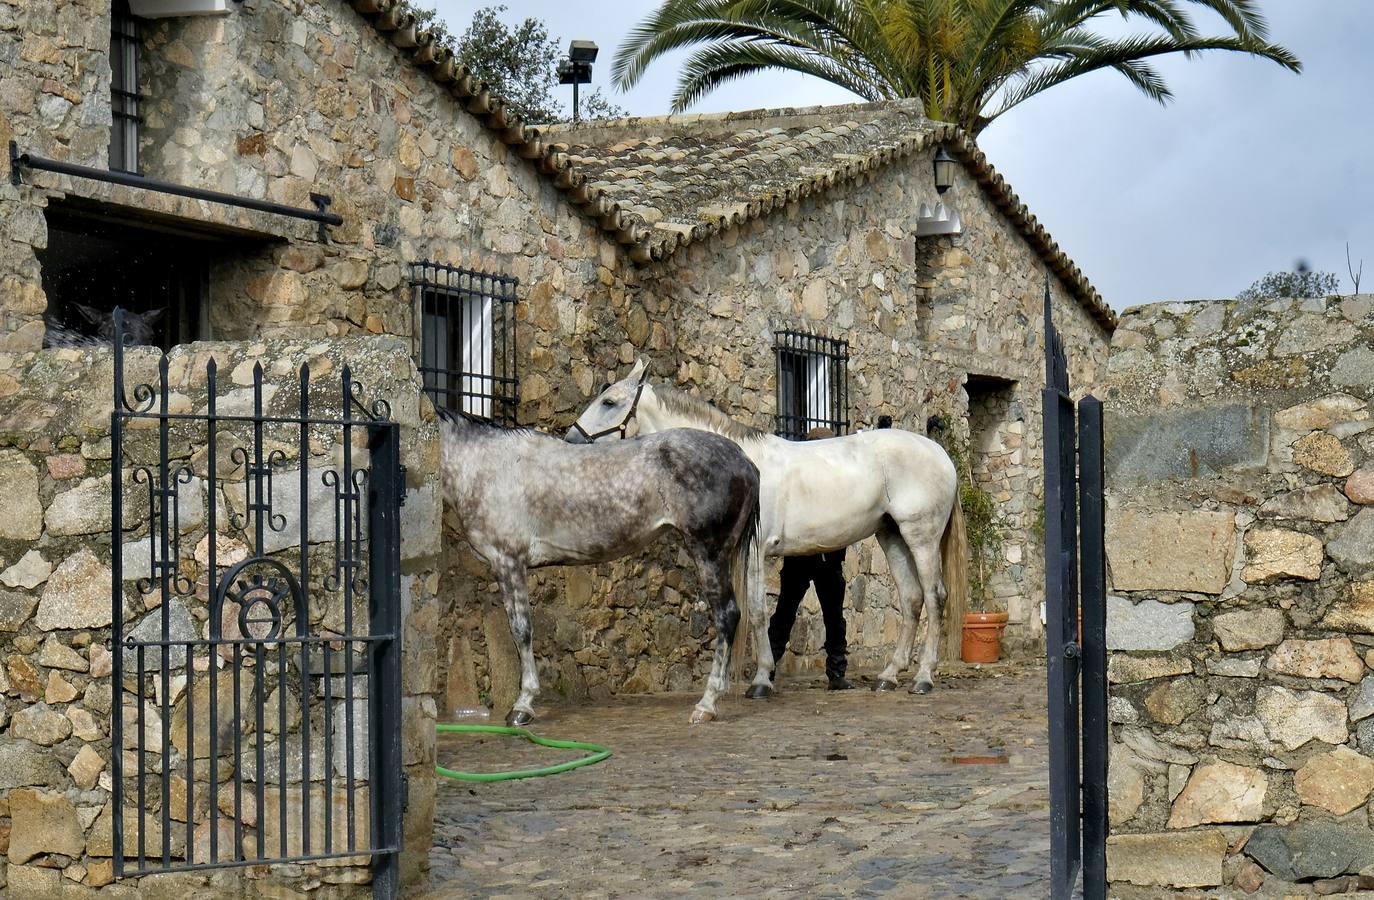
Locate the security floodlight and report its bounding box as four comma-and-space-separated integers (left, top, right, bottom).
560, 40, 598, 124
933, 145, 956, 194
568, 40, 599, 64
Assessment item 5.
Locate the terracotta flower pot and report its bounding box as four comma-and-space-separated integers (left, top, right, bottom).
961, 611, 1009, 664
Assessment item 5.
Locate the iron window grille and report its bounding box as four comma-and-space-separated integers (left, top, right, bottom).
110, 0, 143, 174
774, 329, 850, 439
409, 262, 518, 424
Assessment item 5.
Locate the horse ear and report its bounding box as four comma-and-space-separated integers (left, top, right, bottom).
629, 357, 648, 383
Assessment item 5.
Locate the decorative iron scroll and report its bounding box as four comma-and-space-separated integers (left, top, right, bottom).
108, 309, 404, 896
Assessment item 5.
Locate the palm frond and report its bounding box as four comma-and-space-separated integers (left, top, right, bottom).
988, 31, 1301, 120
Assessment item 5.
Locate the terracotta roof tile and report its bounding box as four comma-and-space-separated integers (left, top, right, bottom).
343, 0, 1114, 329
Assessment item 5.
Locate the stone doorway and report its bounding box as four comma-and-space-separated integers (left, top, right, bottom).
964, 375, 1034, 647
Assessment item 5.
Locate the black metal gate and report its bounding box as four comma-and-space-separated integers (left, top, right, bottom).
109, 311, 404, 896
1043, 286, 1107, 900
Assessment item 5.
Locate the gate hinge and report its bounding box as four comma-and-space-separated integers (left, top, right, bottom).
1063, 641, 1081, 660
402, 772, 410, 810
398, 466, 408, 505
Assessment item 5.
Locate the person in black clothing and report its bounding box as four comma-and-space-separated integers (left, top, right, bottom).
767, 425, 857, 690
768, 546, 852, 690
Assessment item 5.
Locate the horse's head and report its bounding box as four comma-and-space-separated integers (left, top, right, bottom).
566, 358, 648, 443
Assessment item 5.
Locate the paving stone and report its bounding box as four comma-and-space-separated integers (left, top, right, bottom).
421, 669, 1057, 897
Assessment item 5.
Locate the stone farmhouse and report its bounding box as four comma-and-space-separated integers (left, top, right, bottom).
0, 0, 1112, 894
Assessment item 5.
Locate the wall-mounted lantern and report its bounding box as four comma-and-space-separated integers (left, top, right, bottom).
933, 146, 956, 194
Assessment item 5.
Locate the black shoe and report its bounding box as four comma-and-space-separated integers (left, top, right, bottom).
827, 676, 854, 691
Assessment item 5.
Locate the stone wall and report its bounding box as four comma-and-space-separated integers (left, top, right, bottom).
1103, 294, 1374, 895
0, 338, 441, 897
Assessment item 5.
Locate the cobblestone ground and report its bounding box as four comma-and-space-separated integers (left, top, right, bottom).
422, 664, 1052, 898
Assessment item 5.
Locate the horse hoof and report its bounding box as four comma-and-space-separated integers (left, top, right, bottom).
745, 683, 774, 700
690, 708, 716, 724
910, 680, 935, 695
506, 709, 534, 728
872, 679, 899, 693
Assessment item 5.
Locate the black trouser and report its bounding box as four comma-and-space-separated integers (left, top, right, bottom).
768, 550, 847, 681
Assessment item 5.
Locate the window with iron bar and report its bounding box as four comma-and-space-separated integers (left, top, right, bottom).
110, 0, 143, 175
774, 329, 850, 440
409, 262, 519, 424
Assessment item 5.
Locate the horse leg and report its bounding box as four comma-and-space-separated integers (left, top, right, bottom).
873, 524, 921, 693
493, 558, 539, 727
905, 533, 946, 695
690, 549, 739, 724
745, 542, 776, 699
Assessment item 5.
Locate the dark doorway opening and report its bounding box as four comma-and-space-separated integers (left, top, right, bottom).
37, 204, 229, 349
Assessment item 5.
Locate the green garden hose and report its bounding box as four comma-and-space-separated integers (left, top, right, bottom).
435, 723, 612, 782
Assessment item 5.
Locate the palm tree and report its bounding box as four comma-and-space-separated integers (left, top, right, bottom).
613, 0, 1300, 136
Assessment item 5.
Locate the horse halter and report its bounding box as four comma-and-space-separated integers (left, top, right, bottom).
569, 378, 647, 442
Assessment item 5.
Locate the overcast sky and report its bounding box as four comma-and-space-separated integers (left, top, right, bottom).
430, 2, 1373, 312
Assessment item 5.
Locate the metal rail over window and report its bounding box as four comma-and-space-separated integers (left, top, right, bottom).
409, 262, 518, 424
774, 328, 849, 439
111, 0, 143, 174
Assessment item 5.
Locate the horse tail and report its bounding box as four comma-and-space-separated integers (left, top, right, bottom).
940, 486, 970, 662
729, 489, 760, 685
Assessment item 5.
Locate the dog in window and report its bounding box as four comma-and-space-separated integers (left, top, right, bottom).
44, 304, 164, 349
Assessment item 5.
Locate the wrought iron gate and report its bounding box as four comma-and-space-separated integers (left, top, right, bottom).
1043, 286, 1107, 900
109, 311, 404, 897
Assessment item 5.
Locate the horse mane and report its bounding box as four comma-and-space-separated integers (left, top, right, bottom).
651, 384, 768, 444
435, 407, 553, 439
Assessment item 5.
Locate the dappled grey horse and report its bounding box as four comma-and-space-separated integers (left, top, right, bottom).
438, 409, 759, 724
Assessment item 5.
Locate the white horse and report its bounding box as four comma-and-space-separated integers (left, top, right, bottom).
568, 360, 968, 696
